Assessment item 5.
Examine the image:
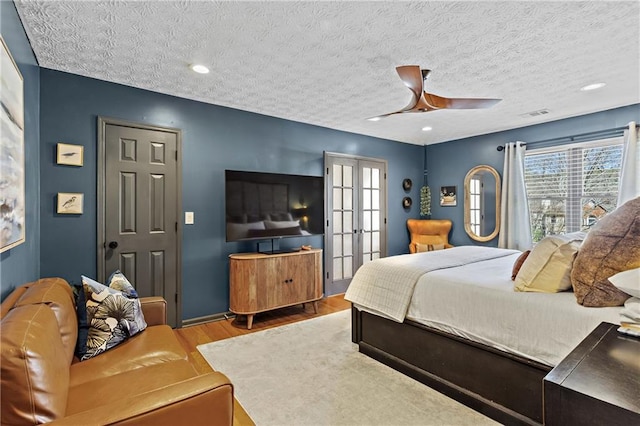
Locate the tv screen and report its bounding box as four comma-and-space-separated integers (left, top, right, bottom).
225, 170, 324, 242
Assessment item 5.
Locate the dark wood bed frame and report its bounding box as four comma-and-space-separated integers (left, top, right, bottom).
352, 306, 552, 425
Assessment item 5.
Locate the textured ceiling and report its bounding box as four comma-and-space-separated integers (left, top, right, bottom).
15, 1, 640, 145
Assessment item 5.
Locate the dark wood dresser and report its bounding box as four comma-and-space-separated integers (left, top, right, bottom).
544, 322, 640, 425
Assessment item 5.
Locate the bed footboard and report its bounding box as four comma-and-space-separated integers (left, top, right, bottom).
352, 306, 550, 425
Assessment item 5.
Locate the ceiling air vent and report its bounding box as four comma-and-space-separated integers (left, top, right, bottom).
520, 109, 550, 118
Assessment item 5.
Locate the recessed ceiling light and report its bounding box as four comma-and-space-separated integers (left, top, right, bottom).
422, 126, 433, 132
580, 82, 606, 91
367, 117, 381, 122
190, 64, 210, 74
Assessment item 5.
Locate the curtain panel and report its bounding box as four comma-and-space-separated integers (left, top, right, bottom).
499, 141, 532, 250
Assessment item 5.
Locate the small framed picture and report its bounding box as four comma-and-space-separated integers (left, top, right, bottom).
440, 186, 457, 207
57, 143, 84, 166
57, 192, 83, 214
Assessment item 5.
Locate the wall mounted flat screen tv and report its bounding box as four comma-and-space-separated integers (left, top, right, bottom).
225, 170, 324, 242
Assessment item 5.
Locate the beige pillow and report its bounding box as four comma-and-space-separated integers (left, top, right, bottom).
416, 243, 429, 252
514, 232, 586, 293
416, 243, 445, 252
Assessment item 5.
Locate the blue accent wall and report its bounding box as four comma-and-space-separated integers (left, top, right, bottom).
426, 104, 640, 247
39, 69, 424, 319
0, 2, 40, 299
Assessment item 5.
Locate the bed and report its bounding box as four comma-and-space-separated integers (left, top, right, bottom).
345, 246, 623, 425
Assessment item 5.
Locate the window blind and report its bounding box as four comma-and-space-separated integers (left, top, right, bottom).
524, 138, 623, 242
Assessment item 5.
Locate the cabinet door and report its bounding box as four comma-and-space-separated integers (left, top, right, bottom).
266, 254, 313, 307
229, 258, 260, 313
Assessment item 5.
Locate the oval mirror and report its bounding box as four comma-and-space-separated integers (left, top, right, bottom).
464, 165, 501, 242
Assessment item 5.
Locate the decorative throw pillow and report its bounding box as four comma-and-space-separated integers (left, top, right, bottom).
514, 232, 586, 293
415, 243, 445, 252
107, 270, 139, 298
416, 243, 430, 253
511, 250, 531, 280
571, 197, 640, 306
76, 275, 147, 361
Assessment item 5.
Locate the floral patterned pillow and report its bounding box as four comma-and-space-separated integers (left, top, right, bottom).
76, 275, 147, 361
107, 270, 139, 298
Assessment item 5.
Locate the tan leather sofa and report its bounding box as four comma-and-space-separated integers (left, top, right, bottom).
1, 278, 234, 425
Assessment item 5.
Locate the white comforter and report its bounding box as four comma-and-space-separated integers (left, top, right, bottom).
346, 246, 622, 366
344, 246, 519, 322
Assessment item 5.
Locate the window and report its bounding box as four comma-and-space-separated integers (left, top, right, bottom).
469, 176, 482, 235
524, 138, 623, 242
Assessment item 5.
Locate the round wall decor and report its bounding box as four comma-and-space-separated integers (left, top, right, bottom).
402, 197, 412, 209
402, 178, 413, 191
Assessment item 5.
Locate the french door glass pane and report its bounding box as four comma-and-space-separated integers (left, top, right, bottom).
372, 232, 380, 252
372, 211, 380, 231
343, 166, 353, 187
333, 212, 342, 233
333, 258, 343, 280
372, 168, 380, 189
363, 189, 371, 210
363, 211, 371, 231
363, 233, 371, 253
333, 164, 342, 186
363, 167, 371, 188
343, 257, 353, 279
372, 252, 380, 260
344, 233, 353, 255
343, 211, 352, 233
343, 188, 353, 210
333, 188, 342, 209
333, 235, 343, 257
372, 190, 379, 209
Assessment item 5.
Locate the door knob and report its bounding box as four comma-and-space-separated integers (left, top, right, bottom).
108, 241, 118, 249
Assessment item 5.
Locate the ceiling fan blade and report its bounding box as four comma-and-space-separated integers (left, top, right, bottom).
395, 65, 424, 101
368, 101, 438, 120
424, 92, 501, 109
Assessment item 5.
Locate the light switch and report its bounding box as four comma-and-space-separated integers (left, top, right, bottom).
185, 211, 194, 225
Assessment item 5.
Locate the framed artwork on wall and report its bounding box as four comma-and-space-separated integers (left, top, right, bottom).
57, 193, 84, 214
57, 143, 84, 166
440, 186, 457, 207
0, 36, 25, 253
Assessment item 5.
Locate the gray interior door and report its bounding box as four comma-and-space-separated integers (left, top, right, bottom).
98, 118, 182, 327
324, 153, 387, 295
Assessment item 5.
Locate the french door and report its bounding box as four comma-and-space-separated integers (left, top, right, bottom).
324, 153, 387, 295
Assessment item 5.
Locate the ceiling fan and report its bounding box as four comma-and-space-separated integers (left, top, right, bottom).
372, 65, 501, 119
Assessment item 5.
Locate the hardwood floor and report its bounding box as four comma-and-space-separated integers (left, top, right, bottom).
174, 294, 351, 426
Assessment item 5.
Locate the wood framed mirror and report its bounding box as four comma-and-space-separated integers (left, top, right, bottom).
464, 165, 501, 242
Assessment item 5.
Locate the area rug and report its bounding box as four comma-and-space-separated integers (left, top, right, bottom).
197, 310, 498, 426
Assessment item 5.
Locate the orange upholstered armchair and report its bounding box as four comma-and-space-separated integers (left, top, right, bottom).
407, 219, 454, 253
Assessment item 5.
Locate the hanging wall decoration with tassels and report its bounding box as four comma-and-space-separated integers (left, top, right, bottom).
420, 185, 431, 217
420, 149, 431, 217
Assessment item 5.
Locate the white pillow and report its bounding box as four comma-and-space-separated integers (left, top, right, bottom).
514, 232, 586, 293
608, 268, 640, 297
264, 220, 300, 229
